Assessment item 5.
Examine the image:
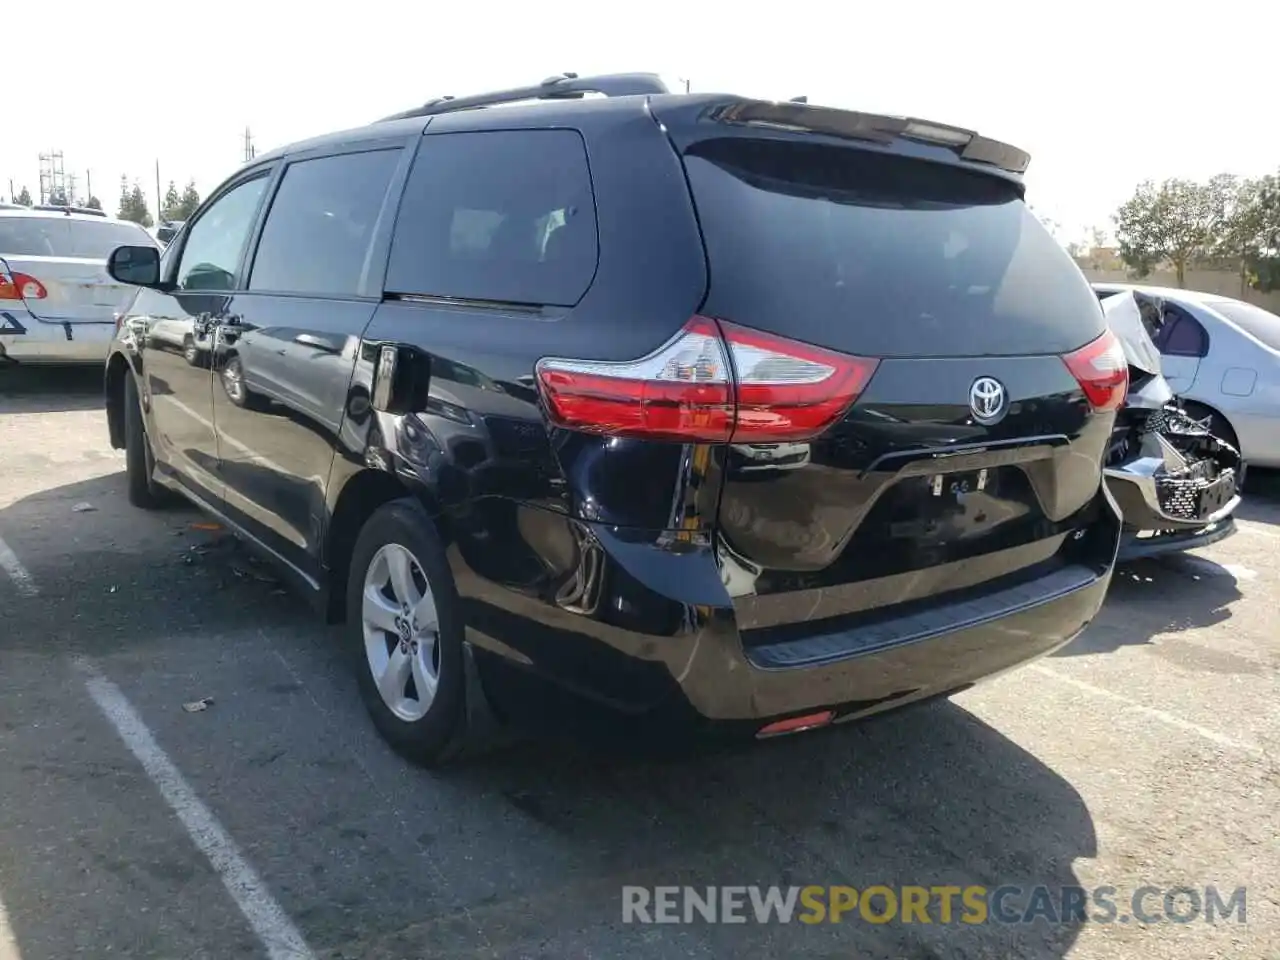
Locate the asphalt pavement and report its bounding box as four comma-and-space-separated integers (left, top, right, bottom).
0, 365, 1277, 960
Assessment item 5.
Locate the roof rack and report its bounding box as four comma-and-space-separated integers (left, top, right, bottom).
31, 204, 107, 217
378, 72, 670, 122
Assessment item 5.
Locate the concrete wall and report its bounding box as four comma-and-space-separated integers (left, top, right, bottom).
1078, 266, 1280, 314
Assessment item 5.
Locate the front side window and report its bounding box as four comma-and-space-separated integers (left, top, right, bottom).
249, 149, 401, 297
385, 130, 598, 307
175, 176, 269, 292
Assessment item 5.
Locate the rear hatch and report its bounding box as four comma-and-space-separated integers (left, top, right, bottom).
0, 215, 156, 324
651, 99, 1124, 645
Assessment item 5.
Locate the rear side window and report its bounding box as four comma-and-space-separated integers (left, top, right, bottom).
250, 149, 401, 297
681, 138, 1105, 358
385, 130, 598, 306
0, 217, 154, 259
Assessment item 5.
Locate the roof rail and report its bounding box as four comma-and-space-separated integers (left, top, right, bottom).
31, 204, 107, 217
378, 71, 670, 122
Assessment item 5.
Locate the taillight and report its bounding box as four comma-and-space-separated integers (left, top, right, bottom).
1062, 329, 1128, 412
0, 271, 48, 301
535, 316, 879, 443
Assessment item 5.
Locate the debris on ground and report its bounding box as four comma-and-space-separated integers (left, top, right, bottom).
182, 697, 214, 713
72, 502, 97, 513
176, 533, 281, 587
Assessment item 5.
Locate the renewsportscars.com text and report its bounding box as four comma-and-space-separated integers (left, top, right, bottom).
621, 885, 1247, 926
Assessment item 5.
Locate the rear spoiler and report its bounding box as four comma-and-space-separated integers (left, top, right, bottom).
706, 100, 1031, 176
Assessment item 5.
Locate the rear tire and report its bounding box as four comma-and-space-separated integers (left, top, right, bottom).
346, 498, 467, 766
123, 373, 164, 510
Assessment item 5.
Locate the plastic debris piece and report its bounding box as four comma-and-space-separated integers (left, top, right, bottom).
191, 522, 222, 531
72, 502, 97, 513
182, 697, 214, 713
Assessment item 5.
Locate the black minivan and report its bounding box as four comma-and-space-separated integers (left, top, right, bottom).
103, 73, 1125, 765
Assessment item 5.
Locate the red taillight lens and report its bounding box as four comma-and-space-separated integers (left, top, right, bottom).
1061, 329, 1128, 412
536, 317, 735, 442
535, 316, 879, 443
718, 320, 879, 443
0, 271, 47, 301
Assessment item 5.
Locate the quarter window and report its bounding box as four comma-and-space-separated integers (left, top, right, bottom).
385, 130, 598, 307
175, 176, 269, 292
1157, 307, 1208, 357
249, 149, 402, 297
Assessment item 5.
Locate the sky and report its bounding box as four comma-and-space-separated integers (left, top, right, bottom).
4, 0, 1276, 247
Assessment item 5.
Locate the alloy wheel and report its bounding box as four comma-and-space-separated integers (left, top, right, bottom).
361, 543, 441, 722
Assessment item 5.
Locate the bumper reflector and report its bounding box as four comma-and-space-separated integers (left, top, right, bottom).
756, 710, 835, 739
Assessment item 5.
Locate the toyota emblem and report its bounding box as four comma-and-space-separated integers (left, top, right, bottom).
969, 377, 1007, 424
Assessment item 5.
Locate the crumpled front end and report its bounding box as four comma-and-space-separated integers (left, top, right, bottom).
1105, 401, 1242, 558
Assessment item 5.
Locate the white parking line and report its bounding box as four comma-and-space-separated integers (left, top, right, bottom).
0, 896, 21, 960
76, 659, 316, 960
1030, 664, 1266, 759
0, 536, 36, 597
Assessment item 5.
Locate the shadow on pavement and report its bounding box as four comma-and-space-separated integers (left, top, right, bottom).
1055, 553, 1241, 657
0, 473, 1099, 960
1239, 467, 1280, 526
0, 363, 104, 414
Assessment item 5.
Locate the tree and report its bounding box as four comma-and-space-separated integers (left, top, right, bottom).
15, 186, 31, 206
85, 195, 102, 211
46, 186, 68, 206
1113, 178, 1222, 286
1240, 173, 1280, 292
117, 177, 154, 227
1211, 175, 1268, 295
161, 180, 182, 221
1089, 226, 1108, 251
175, 180, 201, 220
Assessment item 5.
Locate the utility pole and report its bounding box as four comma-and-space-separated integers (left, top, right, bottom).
243, 127, 255, 163
679, 77, 691, 93
86, 170, 92, 203
6, 179, 12, 204
38, 151, 66, 205
155, 159, 162, 224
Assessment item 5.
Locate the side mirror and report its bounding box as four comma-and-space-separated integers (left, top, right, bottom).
107, 245, 162, 288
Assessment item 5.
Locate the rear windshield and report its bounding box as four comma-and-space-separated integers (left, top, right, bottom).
0, 217, 155, 259
1207, 300, 1280, 351
682, 138, 1104, 358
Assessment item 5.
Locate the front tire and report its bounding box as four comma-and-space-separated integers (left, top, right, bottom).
347, 498, 466, 766
123, 373, 164, 510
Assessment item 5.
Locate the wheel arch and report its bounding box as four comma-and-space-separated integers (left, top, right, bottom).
104, 351, 133, 450
323, 467, 444, 624
1179, 397, 1240, 450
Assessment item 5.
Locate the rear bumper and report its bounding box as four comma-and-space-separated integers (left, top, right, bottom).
0, 315, 113, 365
452, 494, 1118, 733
